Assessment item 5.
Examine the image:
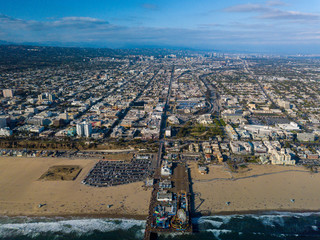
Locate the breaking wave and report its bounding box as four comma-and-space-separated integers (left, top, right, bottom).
0, 217, 145, 239
194, 212, 320, 240
1, 212, 320, 239
206, 229, 232, 240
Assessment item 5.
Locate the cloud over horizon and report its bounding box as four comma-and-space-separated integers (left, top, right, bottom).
224, 2, 320, 22
0, 1, 320, 53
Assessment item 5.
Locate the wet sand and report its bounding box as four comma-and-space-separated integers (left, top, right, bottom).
0, 157, 151, 219
189, 162, 320, 215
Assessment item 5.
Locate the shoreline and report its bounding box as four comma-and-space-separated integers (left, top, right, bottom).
0, 213, 148, 220
192, 209, 320, 217
2, 208, 320, 221
2, 158, 320, 222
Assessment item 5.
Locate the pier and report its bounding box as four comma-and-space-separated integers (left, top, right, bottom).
144, 148, 193, 240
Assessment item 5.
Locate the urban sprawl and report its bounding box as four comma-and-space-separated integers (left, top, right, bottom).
1, 48, 320, 172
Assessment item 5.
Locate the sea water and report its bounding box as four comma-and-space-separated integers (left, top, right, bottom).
1, 212, 320, 240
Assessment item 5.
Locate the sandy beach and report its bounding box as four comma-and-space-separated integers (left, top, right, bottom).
189, 162, 320, 215
1, 156, 320, 220
0, 157, 151, 219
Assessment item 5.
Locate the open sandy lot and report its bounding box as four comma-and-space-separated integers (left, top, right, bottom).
189, 162, 320, 214
0, 157, 151, 219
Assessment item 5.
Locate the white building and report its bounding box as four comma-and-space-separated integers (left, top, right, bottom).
2, 89, 14, 98
0, 127, 12, 136
76, 123, 84, 136
83, 122, 92, 137
277, 122, 300, 131
29, 126, 45, 133
168, 115, 180, 125
271, 148, 295, 165
161, 161, 172, 176
77, 122, 92, 137
251, 141, 267, 154
230, 141, 252, 155
157, 191, 173, 202
165, 127, 171, 137
198, 114, 213, 125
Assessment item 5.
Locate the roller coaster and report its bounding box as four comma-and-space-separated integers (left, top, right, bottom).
151, 190, 191, 231
170, 191, 189, 230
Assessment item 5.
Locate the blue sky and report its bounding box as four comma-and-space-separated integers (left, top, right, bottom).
0, 0, 320, 53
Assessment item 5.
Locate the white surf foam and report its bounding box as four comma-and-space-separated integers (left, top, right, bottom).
197, 212, 320, 231
206, 229, 232, 240
250, 215, 285, 227
262, 211, 320, 218
200, 215, 232, 225
198, 218, 224, 228
158, 232, 186, 238
0, 218, 145, 238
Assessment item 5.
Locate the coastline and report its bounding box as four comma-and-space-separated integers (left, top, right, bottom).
2, 208, 320, 220
0, 213, 148, 221
1, 210, 319, 240
1, 157, 320, 221
192, 209, 320, 217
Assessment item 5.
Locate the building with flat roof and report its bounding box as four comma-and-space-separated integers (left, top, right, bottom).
0, 127, 12, 136
157, 191, 173, 202
161, 161, 172, 176
297, 132, 315, 142
2, 89, 14, 98
76, 121, 92, 137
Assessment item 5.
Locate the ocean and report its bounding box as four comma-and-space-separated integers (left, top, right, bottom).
1, 212, 320, 240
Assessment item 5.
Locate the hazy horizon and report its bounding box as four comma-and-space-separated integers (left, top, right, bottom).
1, 0, 320, 54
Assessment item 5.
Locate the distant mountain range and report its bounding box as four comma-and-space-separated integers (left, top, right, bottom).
0, 43, 206, 71
0, 40, 13, 45
0, 40, 222, 55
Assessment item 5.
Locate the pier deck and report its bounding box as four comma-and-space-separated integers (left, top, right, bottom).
144, 159, 192, 240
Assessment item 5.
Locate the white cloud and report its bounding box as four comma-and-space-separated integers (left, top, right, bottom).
258, 10, 320, 21
0, 14, 320, 49
224, 3, 270, 13
266, 0, 287, 7
224, 2, 320, 22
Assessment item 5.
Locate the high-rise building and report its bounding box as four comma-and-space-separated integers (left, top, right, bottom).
76, 123, 84, 137
83, 122, 92, 137
76, 122, 92, 137
2, 89, 14, 98
64, 111, 69, 121
48, 93, 56, 101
